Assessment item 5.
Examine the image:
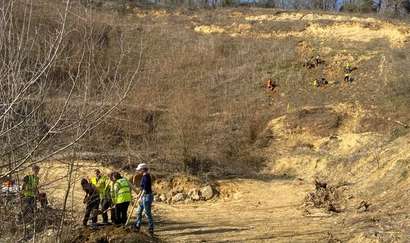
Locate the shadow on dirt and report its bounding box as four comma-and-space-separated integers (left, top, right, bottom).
156, 219, 248, 237
221, 173, 296, 182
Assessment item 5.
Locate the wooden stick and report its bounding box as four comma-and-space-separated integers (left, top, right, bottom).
125, 200, 139, 226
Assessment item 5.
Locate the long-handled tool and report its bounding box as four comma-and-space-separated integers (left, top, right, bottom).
125, 198, 140, 226
97, 205, 115, 215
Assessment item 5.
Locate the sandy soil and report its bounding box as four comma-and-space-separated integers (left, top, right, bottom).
154, 179, 341, 242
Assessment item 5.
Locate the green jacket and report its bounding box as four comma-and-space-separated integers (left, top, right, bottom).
90, 175, 110, 199
111, 178, 132, 205
23, 175, 39, 198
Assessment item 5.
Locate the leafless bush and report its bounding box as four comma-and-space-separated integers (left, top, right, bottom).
304, 179, 343, 213
0, 0, 140, 173
0, 0, 141, 240
0, 197, 73, 241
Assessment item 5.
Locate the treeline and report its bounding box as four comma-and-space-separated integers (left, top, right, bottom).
125, 0, 410, 16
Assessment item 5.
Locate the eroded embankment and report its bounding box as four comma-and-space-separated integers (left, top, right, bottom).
194, 12, 410, 48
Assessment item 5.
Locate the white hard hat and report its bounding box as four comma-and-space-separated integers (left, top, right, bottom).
136, 163, 148, 171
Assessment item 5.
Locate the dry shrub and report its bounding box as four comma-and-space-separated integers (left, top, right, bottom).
0, 0, 139, 163
1, 1, 140, 240
183, 156, 213, 176
214, 38, 238, 58
304, 179, 343, 213
0, 194, 72, 241
167, 91, 209, 160
286, 108, 345, 137
356, 117, 391, 133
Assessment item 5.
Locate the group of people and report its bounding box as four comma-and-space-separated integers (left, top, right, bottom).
80, 163, 155, 235
311, 62, 356, 88
266, 55, 356, 90
11, 162, 155, 236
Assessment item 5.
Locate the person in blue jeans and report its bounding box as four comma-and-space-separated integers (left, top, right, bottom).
134, 163, 154, 235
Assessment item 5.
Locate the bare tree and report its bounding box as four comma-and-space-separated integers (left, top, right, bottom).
0, 0, 141, 176
380, 0, 409, 15
0, 0, 142, 240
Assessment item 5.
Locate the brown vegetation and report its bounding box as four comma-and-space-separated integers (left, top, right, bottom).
1, 1, 410, 241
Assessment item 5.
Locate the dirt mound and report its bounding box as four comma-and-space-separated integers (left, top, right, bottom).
285, 107, 345, 137
68, 225, 154, 243
154, 175, 220, 203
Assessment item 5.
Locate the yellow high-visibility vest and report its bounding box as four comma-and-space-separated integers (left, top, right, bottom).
91, 175, 110, 199
111, 178, 132, 204
23, 175, 39, 198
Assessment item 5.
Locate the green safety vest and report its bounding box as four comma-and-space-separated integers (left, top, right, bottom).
23, 175, 39, 198
111, 178, 132, 205
91, 175, 110, 199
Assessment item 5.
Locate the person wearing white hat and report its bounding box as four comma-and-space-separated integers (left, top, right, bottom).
133, 163, 154, 235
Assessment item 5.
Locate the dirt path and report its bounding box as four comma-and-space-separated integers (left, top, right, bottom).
154, 179, 342, 242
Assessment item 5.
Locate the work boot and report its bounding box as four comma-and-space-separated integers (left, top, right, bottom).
132, 224, 140, 232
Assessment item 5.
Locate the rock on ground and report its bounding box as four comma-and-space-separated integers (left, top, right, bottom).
172, 193, 186, 203
200, 185, 214, 200
188, 189, 201, 201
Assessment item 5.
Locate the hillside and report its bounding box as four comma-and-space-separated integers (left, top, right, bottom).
1, 2, 410, 242
91, 6, 410, 177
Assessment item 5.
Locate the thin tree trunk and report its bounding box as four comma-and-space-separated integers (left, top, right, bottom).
56, 151, 75, 242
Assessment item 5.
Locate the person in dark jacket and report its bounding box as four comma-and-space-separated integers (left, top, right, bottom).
80, 178, 99, 227
133, 163, 154, 235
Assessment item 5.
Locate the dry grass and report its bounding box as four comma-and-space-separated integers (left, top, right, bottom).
2, 3, 410, 241
4, 0, 410, 196
90, 6, 410, 180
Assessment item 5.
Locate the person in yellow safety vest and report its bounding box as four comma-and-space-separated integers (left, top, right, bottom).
313, 79, 319, 87
90, 169, 111, 224
110, 172, 132, 225
314, 55, 324, 65
345, 63, 353, 73
21, 165, 40, 220
313, 78, 328, 87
